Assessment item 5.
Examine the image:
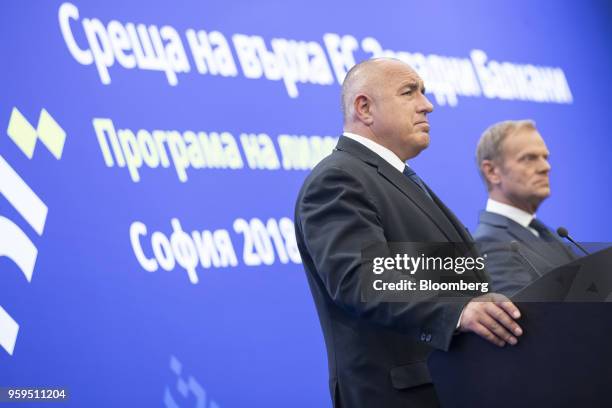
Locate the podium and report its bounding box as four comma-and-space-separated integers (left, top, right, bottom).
428, 247, 612, 408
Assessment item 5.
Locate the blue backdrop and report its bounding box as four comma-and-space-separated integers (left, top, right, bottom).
1, 1, 611, 406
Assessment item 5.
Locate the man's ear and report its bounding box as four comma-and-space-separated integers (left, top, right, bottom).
481, 159, 501, 186
354, 94, 374, 125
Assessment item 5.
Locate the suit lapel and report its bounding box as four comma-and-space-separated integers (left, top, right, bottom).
505, 221, 561, 265
336, 136, 489, 282
510, 221, 576, 263
376, 164, 464, 242
423, 188, 491, 282
485, 212, 575, 265
506, 219, 539, 244
427, 186, 473, 243
336, 135, 466, 242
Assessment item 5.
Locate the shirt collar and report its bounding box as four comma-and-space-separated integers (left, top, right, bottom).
486, 198, 539, 235
342, 132, 407, 173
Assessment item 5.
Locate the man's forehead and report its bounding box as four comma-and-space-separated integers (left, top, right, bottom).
504, 129, 549, 154
514, 128, 546, 144
398, 75, 424, 88
386, 65, 423, 87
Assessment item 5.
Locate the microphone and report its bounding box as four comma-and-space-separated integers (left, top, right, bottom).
556, 227, 589, 256
510, 241, 542, 277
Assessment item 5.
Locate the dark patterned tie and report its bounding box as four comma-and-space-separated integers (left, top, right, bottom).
403, 166, 433, 201
529, 218, 555, 242
529, 218, 578, 262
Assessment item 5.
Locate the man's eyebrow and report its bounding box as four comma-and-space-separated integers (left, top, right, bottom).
399, 81, 420, 93
399, 80, 426, 93
400, 81, 419, 88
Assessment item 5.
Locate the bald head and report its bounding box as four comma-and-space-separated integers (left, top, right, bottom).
340, 58, 434, 161
341, 58, 416, 125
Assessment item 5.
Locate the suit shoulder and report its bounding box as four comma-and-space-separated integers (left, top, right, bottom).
301, 150, 375, 189
295, 150, 378, 220
473, 221, 512, 242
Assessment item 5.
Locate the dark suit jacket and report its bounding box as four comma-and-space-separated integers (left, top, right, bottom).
473, 211, 577, 297
294, 136, 483, 408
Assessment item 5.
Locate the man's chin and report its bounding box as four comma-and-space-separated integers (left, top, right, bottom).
539, 186, 551, 196
535, 189, 551, 202
414, 140, 429, 156
403, 133, 430, 159
417, 133, 430, 149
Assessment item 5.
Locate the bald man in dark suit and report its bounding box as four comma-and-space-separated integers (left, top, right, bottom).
295, 59, 523, 408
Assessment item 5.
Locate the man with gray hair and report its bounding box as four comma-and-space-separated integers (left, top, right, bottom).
473, 120, 577, 296
295, 58, 523, 407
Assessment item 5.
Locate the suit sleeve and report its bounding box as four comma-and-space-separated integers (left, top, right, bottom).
296, 166, 468, 351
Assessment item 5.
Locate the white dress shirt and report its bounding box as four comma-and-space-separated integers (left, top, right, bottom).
486, 198, 539, 237
343, 132, 407, 173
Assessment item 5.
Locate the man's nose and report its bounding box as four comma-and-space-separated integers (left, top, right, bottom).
539, 158, 551, 173
419, 93, 434, 114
